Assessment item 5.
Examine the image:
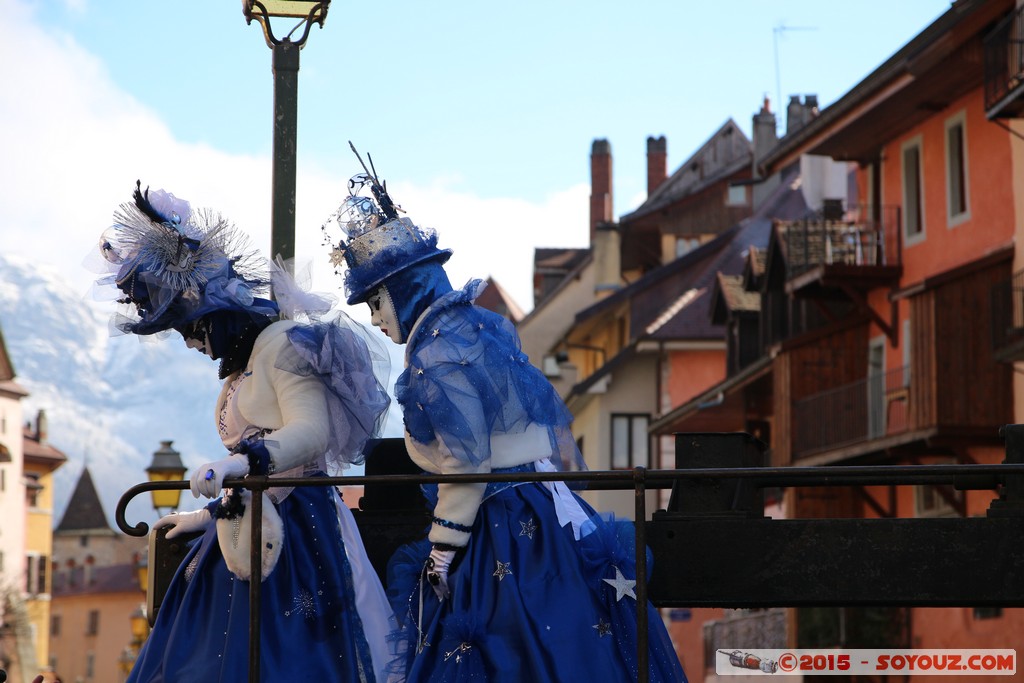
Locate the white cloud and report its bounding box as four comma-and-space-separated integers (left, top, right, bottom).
0, 0, 590, 316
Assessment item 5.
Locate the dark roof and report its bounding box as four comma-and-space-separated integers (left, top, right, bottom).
476, 277, 525, 323
23, 425, 68, 467
526, 248, 594, 316
717, 274, 760, 313
534, 247, 590, 272
55, 466, 112, 533
638, 165, 808, 341
0, 324, 14, 382
760, 0, 1008, 170
622, 119, 753, 222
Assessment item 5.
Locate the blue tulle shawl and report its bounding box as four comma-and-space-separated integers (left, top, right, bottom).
395, 280, 584, 473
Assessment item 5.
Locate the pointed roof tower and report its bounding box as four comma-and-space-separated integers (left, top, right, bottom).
55, 466, 114, 536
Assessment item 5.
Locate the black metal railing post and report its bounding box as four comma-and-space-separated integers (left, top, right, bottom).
634, 466, 649, 683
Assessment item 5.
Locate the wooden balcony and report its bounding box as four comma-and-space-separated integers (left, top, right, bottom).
778, 205, 902, 299
991, 268, 1024, 362
792, 366, 913, 460
984, 4, 1024, 119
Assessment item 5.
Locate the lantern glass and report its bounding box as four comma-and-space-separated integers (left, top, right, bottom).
244, 0, 327, 19
136, 557, 149, 591
146, 470, 184, 512
130, 606, 149, 640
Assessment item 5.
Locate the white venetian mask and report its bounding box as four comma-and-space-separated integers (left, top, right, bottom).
367, 286, 404, 344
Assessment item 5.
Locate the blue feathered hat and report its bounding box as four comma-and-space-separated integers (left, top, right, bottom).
97, 181, 278, 335
323, 145, 451, 305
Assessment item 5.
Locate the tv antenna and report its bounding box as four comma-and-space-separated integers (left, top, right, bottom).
773, 23, 817, 129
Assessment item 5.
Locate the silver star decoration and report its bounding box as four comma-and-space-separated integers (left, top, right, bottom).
416, 368, 424, 375
329, 247, 346, 267
443, 642, 473, 663
593, 619, 612, 637
519, 518, 537, 540
603, 566, 637, 602
432, 328, 440, 337
493, 560, 513, 581
288, 588, 318, 618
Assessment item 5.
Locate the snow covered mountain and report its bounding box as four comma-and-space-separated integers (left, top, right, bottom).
0, 252, 405, 531
0, 253, 226, 529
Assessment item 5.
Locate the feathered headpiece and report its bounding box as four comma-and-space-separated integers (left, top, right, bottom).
97, 181, 278, 335
322, 144, 451, 305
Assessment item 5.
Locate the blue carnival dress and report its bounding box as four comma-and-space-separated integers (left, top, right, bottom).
129, 320, 397, 683
385, 281, 687, 683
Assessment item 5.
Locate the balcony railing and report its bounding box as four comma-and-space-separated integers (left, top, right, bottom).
778, 204, 902, 282
792, 365, 910, 458
984, 3, 1024, 118
991, 268, 1024, 361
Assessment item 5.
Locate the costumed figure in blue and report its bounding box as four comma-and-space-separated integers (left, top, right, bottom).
95, 182, 400, 682
323, 152, 687, 682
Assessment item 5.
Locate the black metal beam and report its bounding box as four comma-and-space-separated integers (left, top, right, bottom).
646, 515, 1024, 607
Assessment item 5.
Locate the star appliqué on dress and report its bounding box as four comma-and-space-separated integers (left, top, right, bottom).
519, 518, 537, 540
493, 560, 513, 581
603, 566, 637, 602
593, 618, 612, 637
329, 247, 346, 267
285, 588, 317, 618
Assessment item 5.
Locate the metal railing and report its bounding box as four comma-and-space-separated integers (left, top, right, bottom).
116, 460, 1024, 683
991, 268, 1024, 360
984, 3, 1024, 115
777, 205, 901, 281
792, 365, 910, 457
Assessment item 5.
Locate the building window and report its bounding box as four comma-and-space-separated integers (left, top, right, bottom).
25, 473, 41, 508
945, 112, 969, 225
675, 237, 701, 258
25, 553, 47, 595
86, 652, 95, 678
901, 137, 924, 242
79, 535, 89, 548
726, 184, 748, 207
611, 414, 649, 469
87, 610, 100, 636
973, 607, 1002, 620
51, 614, 61, 637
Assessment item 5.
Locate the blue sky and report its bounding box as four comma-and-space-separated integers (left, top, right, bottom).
1, 0, 952, 314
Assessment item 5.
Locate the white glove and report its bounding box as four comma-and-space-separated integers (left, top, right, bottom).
190, 453, 249, 499
425, 545, 458, 601
152, 507, 212, 539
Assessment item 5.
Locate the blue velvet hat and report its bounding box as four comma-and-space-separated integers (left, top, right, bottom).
97, 181, 278, 335
323, 148, 451, 305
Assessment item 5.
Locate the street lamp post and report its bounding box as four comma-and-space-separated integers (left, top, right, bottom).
237, 6, 331, 679
242, 0, 332, 273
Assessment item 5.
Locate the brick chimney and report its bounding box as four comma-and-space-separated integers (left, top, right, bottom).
35, 409, 47, 446
589, 139, 613, 243
646, 135, 667, 196
752, 96, 778, 179
785, 94, 819, 136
